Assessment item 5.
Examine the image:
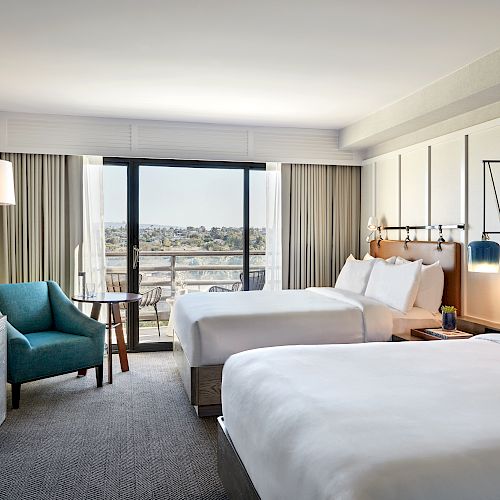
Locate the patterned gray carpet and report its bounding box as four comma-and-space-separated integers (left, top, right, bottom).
0, 352, 228, 500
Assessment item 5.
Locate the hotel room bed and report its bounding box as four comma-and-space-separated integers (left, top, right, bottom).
174, 287, 396, 366
172, 240, 460, 416
220, 336, 500, 500
173, 288, 440, 415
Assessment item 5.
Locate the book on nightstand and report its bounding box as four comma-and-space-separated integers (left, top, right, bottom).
414, 328, 473, 341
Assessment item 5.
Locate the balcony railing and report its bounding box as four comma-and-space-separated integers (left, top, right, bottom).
105, 250, 265, 321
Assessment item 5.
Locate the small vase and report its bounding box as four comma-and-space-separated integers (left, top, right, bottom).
442, 312, 457, 331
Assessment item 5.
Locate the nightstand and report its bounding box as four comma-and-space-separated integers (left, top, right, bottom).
392, 317, 500, 342
457, 316, 500, 335
392, 331, 427, 342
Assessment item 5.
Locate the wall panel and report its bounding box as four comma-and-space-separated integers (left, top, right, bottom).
400, 147, 429, 241
430, 137, 464, 242
374, 155, 400, 240
361, 116, 500, 323
360, 162, 375, 255
467, 124, 500, 322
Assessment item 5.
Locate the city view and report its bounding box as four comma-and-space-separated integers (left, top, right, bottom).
106, 223, 265, 253
105, 222, 266, 293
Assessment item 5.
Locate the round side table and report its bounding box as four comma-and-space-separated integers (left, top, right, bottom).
72, 292, 141, 384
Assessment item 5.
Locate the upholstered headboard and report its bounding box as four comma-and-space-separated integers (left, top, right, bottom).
370, 240, 462, 315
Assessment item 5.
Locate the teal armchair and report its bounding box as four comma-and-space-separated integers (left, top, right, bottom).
0, 281, 105, 409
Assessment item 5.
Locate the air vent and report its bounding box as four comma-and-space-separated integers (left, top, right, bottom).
136, 124, 249, 159
7, 117, 132, 154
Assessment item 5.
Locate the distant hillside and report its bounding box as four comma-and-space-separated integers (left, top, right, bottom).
105, 224, 265, 252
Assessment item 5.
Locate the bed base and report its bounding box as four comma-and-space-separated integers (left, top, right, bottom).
173, 332, 223, 417
218, 417, 261, 500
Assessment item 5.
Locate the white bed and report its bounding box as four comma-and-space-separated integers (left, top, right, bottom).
221, 336, 500, 500
172, 240, 458, 416
172, 287, 437, 366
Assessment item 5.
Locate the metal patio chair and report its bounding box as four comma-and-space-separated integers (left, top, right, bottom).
209, 269, 265, 292
105, 273, 163, 336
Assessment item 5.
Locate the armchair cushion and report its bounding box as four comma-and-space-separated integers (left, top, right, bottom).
0, 282, 53, 333
8, 331, 100, 384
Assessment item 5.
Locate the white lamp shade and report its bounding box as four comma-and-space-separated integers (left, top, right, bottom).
367, 216, 378, 231
0, 160, 15, 206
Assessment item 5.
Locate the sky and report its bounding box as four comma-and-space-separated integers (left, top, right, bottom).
103, 164, 266, 228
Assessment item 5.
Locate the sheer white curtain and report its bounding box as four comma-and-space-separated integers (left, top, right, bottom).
264, 162, 282, 291
81, 156, 106, 294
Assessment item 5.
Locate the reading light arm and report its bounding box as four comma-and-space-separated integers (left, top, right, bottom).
374, 223, 466, 250
377, 224, 466, 231
467, 161, 500, 273
482, 160, 500, 238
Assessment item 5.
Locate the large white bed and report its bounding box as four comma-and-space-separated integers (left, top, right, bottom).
172, 287, 431, 366
172, 240, 460, 416
220, 336, 500, 500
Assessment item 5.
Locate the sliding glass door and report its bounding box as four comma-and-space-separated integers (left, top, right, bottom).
103, 158, 265, 352
102, 163, 129, 345
250, 170, 266, 278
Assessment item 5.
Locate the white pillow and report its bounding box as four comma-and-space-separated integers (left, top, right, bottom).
395, 257, 444, 313
335, 259, 376, 295
365, 260, 422, 313
363, 253, 397, 264
345, 253, 396, 264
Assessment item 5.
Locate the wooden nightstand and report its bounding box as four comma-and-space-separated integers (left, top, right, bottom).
392, 331, 427, 342
457, 316, 500, 335
392, 318, 500, 342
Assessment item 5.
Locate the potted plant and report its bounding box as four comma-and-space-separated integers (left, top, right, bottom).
441, 305, 457, 331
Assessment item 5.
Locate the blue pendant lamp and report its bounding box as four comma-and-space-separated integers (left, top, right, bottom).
468, 160, 500, 273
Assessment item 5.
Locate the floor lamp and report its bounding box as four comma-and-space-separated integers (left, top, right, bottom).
0, 160, 16, 207
0, 159, 15, 425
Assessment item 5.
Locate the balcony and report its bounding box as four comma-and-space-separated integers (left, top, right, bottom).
105, 250, 265, 341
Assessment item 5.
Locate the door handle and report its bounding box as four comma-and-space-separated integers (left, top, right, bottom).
133, 245, 140, 270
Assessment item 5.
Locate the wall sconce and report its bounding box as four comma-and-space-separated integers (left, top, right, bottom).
367, 216, 378, 231
365, 216, 378, 242
468, 160, 500, 273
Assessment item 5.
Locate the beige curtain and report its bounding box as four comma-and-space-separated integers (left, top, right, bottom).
282, 163, 361, 289
0, 153, 83, 295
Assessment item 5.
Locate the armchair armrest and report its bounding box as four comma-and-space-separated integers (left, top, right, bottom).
6, 322, 31, 354
47, 281, 105, 339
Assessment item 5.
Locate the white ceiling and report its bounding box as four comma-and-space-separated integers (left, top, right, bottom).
1, 0, 500, 129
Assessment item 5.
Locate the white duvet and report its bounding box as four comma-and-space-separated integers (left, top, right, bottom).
222, 337, 500, 500
172, 288, 393, 366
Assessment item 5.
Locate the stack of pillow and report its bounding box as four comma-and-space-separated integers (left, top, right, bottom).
335, 253, 444, 314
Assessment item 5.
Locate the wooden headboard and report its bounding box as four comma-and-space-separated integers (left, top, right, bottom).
370, 240, 462, 315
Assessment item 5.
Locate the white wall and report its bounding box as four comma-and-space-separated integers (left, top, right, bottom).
362, 117, 500, 323
0, 111, 361, 165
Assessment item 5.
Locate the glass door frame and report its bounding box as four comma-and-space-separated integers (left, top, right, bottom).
104, 157, 265, 352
